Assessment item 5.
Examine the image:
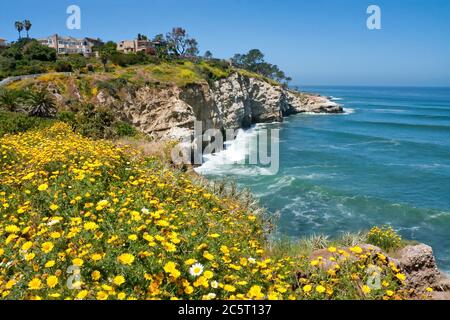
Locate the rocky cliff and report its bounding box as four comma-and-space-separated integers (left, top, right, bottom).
94, 72, 342, 141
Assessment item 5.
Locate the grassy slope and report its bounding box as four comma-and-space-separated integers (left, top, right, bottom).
6, 60, 278, 92
0, 123, 415, 300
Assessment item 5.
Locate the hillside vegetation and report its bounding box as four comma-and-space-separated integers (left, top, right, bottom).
1, 60, 282, 140
6, 59, 276, 90
0, 123, 416, 300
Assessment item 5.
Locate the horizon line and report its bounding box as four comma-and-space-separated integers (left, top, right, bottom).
297, 84, 450, 89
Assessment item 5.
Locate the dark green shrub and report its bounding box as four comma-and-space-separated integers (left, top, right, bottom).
26, 89, 57, 118
66, 55, 88, 70
55, 60, 73, 72
0, 89, 26, 112
22, 40, 57, 62
57, 111, 76, 126
0, 111, 55, 136
114, 121, 137, 137
73, 104, 115, 139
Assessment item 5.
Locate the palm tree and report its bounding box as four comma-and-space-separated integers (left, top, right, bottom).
26, 89, 57, 118
0, 89, 23, 112
15, 21, 24, 39
23, 20, 32, 38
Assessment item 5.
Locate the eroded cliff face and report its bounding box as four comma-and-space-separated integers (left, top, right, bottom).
91, 72, 342, 140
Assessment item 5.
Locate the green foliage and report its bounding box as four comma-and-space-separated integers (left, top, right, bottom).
0, 39, 56, 79
76, 78, 93, 98
109, 52, 151, 67
26, 88, 57, 118
54, 60, 73, 72
165, 27, 199, 57
203, 50, 213, 60
95, 77, 129, 97
97, 41, 118, 71
367, 226, 402, 252
64, 55, 88, 71
69, 103, 136, 139
22, 40, 56, 61
0, 111, 55, 136
14, 21, 24, 38
56, 110, 76, 125
23, 20, 32, 38
140, 61, 204, 86
73, 104, 115, 138
114, 121, 137, 137
0, 88, 25, 112
337, 231, 368, 247
0, 105, 137, 140
231, 49, 291, 85
197, 59, 232, 81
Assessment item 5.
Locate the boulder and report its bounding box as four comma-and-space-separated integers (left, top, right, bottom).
396, 244, 442, 291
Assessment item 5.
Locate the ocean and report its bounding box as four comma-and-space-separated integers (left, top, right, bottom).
195, 86, 450, 273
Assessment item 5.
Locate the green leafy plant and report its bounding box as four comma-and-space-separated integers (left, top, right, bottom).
114, 121, 137, 137
367, 225, 402, 252
0, 88, 24, 112
26, 89, 57, 118
0, 111, 54, 136
54, 60, 73, 72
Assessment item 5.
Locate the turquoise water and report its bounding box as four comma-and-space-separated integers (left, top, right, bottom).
197, 86, 450, 273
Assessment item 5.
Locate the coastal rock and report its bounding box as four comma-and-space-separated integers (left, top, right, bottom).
89, 72, 342, 141
211, 73, 342, 130
396, 244, 445, 290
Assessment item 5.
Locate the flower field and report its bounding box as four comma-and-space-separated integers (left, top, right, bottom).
0, 123, 412, 300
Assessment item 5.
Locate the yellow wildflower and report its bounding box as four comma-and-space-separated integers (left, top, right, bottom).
117, 253, 135, 265
113, 276, 125, 286
46, 276, 58, 288
28, 278, 42, 290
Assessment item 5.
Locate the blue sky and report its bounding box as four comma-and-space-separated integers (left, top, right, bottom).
1, 0, 450, 86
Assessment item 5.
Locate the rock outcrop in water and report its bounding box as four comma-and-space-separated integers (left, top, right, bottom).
97, 73, 342, 140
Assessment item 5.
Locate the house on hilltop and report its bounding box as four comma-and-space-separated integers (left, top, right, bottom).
0, 38, 8, 47
117, 38, 155, 54
38, 34, 104, 56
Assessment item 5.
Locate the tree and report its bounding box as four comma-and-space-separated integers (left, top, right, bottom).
0, 89, 23, 112
165, 27, 199, 57
185, 38, 199, 57
26, 89, 57, 118
137, 33, 148, 41
152, 34, 170, 60
203, 50, 213, 60
24, 20, 32, 38
97, 41, 117, 72
231, 49, 265, 70
231, 49, 291, 84
23, 40, 57, 61
55, 60, 73, 72
15, 21, 24, 39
